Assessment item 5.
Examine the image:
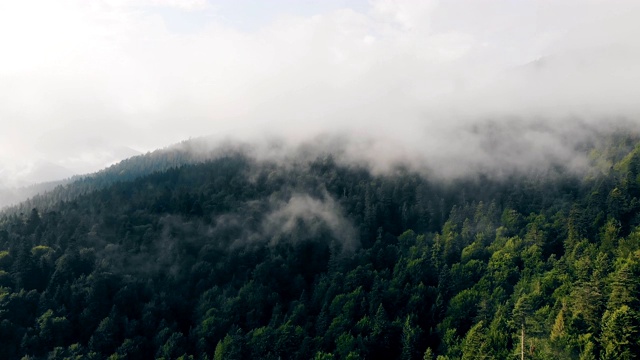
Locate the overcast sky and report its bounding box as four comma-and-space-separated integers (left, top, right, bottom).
1, 0, 640, 186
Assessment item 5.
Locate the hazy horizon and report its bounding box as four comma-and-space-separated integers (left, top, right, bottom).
2, 0, 640, 187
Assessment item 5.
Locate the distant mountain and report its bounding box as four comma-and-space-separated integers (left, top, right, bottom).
0, 146, 146, 210
449, 43, 640, 122
2, 137, 247, 213
0, 146, 145, 209
21, 160, 74, 185
0, 179, 71, 210
0, 160, 75, 209
0, 160, 73, 188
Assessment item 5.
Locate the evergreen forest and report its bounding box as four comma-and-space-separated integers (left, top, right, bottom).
2, 134, 640, 359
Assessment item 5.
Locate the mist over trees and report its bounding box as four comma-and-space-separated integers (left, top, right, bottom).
2, 1, 639, 358
1, 131, 640, 359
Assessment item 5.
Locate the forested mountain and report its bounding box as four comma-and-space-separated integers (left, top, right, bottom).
4, 138, 243, 214
0, 180, 71, 212
2, 134, 640, 359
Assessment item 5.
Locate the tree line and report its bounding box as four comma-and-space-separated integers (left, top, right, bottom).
1, 135, 640, 359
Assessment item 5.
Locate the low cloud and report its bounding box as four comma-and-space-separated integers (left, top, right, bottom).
1, 0, 640, 184
262, 193, 358, 251
94, 191, 358, 278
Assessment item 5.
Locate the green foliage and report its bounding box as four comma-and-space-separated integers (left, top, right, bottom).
600, 305, 639, 359
31, 245, 53, 258
1, 135, 640, 358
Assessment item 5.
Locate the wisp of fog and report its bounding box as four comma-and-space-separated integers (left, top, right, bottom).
1, 0, 640, 186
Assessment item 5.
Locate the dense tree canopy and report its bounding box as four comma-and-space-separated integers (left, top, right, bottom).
2, 134, 640, 359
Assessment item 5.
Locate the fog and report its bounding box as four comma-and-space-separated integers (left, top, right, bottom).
1, 0, 640, 186
262, 193, 358, 251
94, 191, 359, 278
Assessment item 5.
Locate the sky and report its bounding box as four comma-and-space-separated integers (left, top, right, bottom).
1, 0, 640, 186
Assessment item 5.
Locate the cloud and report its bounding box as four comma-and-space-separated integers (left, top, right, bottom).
1, 0, 640, 184
262, 193, 358, 251
371, 0, 438, 31
104, 0, 210, 11
93, 191, 358, 277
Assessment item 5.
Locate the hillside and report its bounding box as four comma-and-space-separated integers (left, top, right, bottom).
3, 137, 245, 214
1, 135, 640, 359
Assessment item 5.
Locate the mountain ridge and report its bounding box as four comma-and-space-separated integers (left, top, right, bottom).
1, 130, 640, 358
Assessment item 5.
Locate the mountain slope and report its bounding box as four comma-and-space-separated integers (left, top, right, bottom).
2, 137, 242, 214
1, 135, 640, 359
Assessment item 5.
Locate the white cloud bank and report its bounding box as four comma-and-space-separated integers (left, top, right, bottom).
1, 0, 640, 185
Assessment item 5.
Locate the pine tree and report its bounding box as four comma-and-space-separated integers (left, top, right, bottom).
461, 321, 488, 360
600, 305, 639, 360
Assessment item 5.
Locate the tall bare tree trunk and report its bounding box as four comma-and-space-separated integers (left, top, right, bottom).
521, 324, 525, 360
